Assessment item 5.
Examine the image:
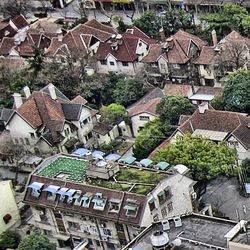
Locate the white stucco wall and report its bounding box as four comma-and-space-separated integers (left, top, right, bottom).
157, 56, 169, 74
0, 181, 21, 234
131, 112, 157, 137
141, 174, 194, 228
96, 125, 119, 146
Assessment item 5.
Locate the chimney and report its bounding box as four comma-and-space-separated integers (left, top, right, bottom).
211, 30, 218, 46
198, 102, 209, 114
48, 83, 57, 100
58, 33, 63, 42
13, 93, 23, 108
159, 28, 166, 42
23, 86, 31, 99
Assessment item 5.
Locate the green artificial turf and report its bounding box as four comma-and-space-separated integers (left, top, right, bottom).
37, 157, 88, 182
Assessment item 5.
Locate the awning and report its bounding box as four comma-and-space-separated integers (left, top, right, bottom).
73, 193, 81, 200
56, 188, 69, 196
157, 161, 170, 171
43, 185, 60, 193
27, 182, 44, 190
148, 198, 155, 204
157, 191, 164, 196
72, 148, 90, 156
65, 189, 76, 196
105, 153, 121, 162
118, 156, 136, 165
174, 164, 189, 174
92, 150, 105, 159
140, 158, 153, 168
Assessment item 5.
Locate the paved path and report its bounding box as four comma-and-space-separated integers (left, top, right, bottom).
202, 176, 250, 221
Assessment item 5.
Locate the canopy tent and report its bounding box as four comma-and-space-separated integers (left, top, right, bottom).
140, 158, 153, 168
96, 160, 108, 167
174, 164, 188, 174
105, 153, 121, 162
27, 182, 44, 190
157, 161, 170, 171
72, 148, 90, 156
118, 156, 136, 165
92, 150, 105, 159
43, 185, 60, 193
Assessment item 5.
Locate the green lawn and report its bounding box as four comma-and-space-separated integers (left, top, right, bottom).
90, 179, 131, 191
37, 157, 88, 182
117, 168, 164, 184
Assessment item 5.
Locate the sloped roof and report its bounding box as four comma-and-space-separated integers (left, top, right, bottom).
93, 122, 112, 135
141, 44, 162, 63
0, 108, 14, 123
61, 103, 82, 121
71, 95, 88, 105
195, 86, 223, 96
128, 98, 161, 117
193, 46, 215, 65
95, 28, 157, 62
11, 15, 29, 30
163, 84, 193, 97
178, 108, 250, 149
0, 37, 15, 55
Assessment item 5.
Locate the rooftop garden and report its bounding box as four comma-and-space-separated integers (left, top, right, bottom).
37, 157, 88, 183
90, 168, 165, 195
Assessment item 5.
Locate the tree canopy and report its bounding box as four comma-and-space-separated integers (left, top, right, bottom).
113, 78, 147, 107
18, 232, 56, 250
200, 4, 249, 39
0, 0, 31, 17
100, 103, 126, 125
223, 69, 250, 113
133, 119, 166, 159
152, 134, 237, 181
133, 10, 194, 39
156, 96, 195, 125
0, 230, 20, 250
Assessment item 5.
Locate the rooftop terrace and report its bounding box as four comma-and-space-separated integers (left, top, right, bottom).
36, 156, 88, 183
124, 214, 237, 250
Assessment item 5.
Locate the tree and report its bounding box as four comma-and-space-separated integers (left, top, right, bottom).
223, 69, 250, 113
0, 0, 31, 17
27, 46, 46, 78
210, 96, 225, 110
133, 11, 161, 38
100, 103, 126, 125
0, 230, 21, 250
133, 119, 165, 159
200, 4, 249, 39
152, 134, 237, 181
113, 78, 147, 107
18, 232, 56, 250
156, 96, 195, 125
133, 10, 195, 39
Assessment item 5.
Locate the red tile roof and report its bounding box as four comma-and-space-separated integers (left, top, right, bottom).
141, 44, 162, 63
71, 95, 88, 105
193, 46, 215, 65
163, 84, 193, 97
11, 15, 28, 30
177, 108, 250, 149
95, 29, 157, 62
25, 174, 146, 226
128, 98, 161, 117
0, 37, 15, 55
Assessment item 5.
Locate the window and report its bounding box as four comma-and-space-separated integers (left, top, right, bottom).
122, 62, 128, 66
164, 187, 171, 200
228, 141, 239, 147
68, 221, 80, 230
109, 61, 115, 66
82, 118, 88, 125
115, 223, 124, 232
30, 133, 35, 139
43, 229, 52, 236
148, 199, 156, 211
14, 138, 19, 144
109, 202, 119, 213
160, 63, 166, 70
161, 207, 167, 218
87, 132, 93, 140
82, 224, 90, 233
25, 138, 30, 145
167, 202, 173, 213
158, 192, 165, 205
173, 64, 180, 69
39, 214, 48, 222
96, 240, 101, 247
20, 138, 24, 145
153, 214, 159, 222
138, 126, 144, 132
103, 228, 111, 236
139, 116, 150, 121
151, 62, 158, 68
138, 42, 142, 47
100, 60, 107, 65
34, 147, 40, 154
106, 243, 115, 250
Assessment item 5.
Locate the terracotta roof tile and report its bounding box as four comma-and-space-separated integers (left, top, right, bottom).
193, 46, 215, 65
11, 15, 28, 30
163, 84, 193, 97
0, 37, 15, 55
128, 98, 161, 117
195, 86, 223, 96
141, 44, 162, 62
71, 95, 88, 105
93, 122, 112, 135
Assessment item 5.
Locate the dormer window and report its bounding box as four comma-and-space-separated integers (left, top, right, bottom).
122, 62, 128, 67
56, 187, 69, 202
92, 192, 107, 211
124, 199, 139, 217
73, 191, 82, 206
109, 198, 121, 213
81, 193, 92, 208
109, 61, 115, 66
100, 60, 107, 65
44, 185, 60, 201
